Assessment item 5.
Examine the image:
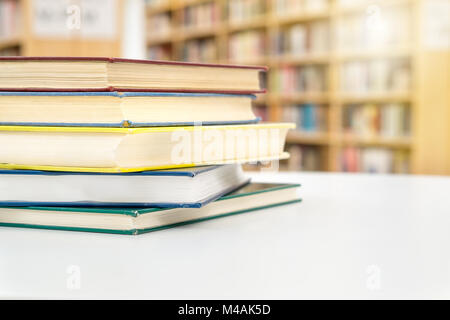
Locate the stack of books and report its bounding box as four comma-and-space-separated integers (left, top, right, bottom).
0, 57, 301, 235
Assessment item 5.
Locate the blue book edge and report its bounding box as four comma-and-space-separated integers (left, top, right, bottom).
0, 179, 251, 210
0, 91, 256, 98
0, 92, 258, 127
0, 118, 261, 127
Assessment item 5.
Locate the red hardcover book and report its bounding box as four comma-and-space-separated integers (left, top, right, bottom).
0, 56, 267, 93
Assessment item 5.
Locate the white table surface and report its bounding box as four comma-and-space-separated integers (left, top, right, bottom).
1, 172, 449, 299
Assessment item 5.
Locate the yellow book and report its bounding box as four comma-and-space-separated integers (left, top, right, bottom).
0, 123, 294, 173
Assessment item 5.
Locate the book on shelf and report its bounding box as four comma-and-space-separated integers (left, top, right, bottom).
297, 65, 326, 92
0, 0, 20, 40
304, 0, 329, 13
341, 147, 360, 172
288, 24, 308, 56
369, 60, 391, 93
336, 5, 410, 50
365, 6, 411, 49
389, 59, 411, 92
0, 57, 267, 93
182, 38, 217, 63
274, 0, 302, 16
380, 103, 410, 138
343, 103, 410, 138
228, 0, 265, 23
286, 144, 322, 171
0, 123, 294, 173
343, 103, 378, 137
145, 0, 168, 9
228, 30, 266, 63
282, 103, 327, 133
0, 91, 260, 127
274, 0, 328, 16
181, 1, 219, 30
0, 183, 301, 235
341, 61, 369, 93
273, 20, 329, 57
341, 58, 411, 93
336, 15, 365, 52
393, 149, 410, 173
0, 164, 249, 208
361, 148, 393, 173
147, 44, 172, 61
309, 20, 329, 54
273, 65, 327, 93
147, 12, 171, 39
341, 147, 409, 174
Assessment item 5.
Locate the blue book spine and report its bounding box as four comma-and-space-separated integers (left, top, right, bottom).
300, 103, 317, 132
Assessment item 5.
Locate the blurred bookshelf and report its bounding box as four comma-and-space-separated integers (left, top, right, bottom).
0, 0, 123, 57
0, 0, 448, 175
145, 0, 450, 175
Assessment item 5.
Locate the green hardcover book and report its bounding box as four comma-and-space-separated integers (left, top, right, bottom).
0, 183, 301, 235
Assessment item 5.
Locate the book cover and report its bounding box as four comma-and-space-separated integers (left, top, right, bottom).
0, 165, 250, 208
0, 123, 294, 173
0, 183, 302, 235
0, 91, 260, 127
0, 56, 267, 94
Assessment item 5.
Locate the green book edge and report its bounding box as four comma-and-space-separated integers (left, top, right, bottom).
0, 199, 302, 235
136, 198, 302, 234
1, 183, 301, 217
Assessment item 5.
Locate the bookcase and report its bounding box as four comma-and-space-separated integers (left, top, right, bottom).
0, 0, 123, 57
145, 0, 449, 175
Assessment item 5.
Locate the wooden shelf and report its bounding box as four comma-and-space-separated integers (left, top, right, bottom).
336, 0, 413, 16
146, 3, 172, 16
147, 33, 173, 46
174, 0, 213, 9
224, 56, 268, 66
0, 36, 22, 50
338, 92, 411, 103
274, 92, 330, 104
287, 131, 330, 145
339, 136, 412, 148
227, 16, 267, 32
275, 12, 330, 25
336, 48, 412, 61
177, 26, 221, 40
269, 54, 330, 65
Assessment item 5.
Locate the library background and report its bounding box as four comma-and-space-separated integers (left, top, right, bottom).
0, 0, 449, 175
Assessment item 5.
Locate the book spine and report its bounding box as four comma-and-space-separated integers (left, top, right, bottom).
343, 103, 410, 138
274, 65, 326, 94
287, 144, 321, 171
228, 30, 265, 63
341, 147, 410, 174
341, 59, 411, 93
